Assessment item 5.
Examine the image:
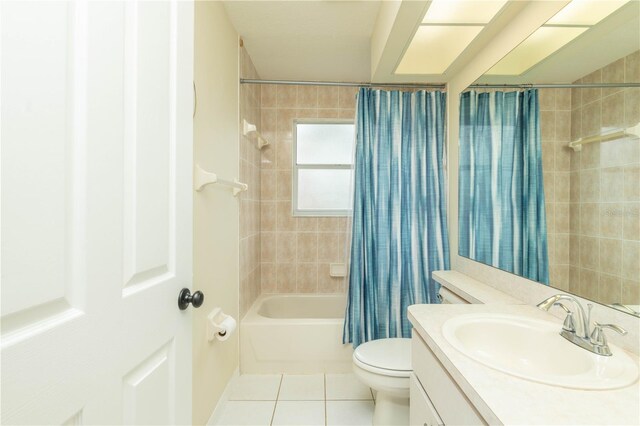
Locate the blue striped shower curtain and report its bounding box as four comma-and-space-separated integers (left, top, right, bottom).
343, 88, 450, 348
458, 89, 549, 284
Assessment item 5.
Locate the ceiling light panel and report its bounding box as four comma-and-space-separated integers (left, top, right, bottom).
485, 26, 588, 75
422, 0, 508, 24
396, 25, 484, 74
547, 0, 629, 25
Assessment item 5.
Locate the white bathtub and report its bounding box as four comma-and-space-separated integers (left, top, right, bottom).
240, 294, 354, 374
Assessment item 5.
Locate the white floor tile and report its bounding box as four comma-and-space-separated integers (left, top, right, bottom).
325, 374, 373, 400
228, 374, 282, 401
278, 374, 325, 401
326, 401, 374, 426
271, 401, 325, 426
214, 401, 275, 426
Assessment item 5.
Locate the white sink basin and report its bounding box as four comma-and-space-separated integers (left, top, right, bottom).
442, 313, 639, 390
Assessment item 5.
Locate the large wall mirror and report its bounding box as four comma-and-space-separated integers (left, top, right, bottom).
458, 1, 640, 316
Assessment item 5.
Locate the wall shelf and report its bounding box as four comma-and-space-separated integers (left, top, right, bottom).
243, 119, 270, 149
568, 123, 640, 152
194, 164, 248, 196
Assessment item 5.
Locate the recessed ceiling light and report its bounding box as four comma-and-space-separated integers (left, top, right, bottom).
396, 26, 484, 74
485, 26, 588, 75
422, 0, 508, 24
547, 0, 629, 25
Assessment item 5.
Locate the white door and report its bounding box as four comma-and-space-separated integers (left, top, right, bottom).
1, 1, 195, 424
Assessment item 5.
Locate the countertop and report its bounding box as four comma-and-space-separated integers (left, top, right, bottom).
408, 303, 640, 425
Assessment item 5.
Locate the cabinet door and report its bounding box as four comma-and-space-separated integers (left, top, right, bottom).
410, 374, 444, 426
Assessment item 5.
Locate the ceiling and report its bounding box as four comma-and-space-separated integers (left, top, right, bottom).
222, 0, 640, 84
223, 1, 382, 81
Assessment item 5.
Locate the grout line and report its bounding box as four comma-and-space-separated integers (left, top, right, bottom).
269, 374, 284, 426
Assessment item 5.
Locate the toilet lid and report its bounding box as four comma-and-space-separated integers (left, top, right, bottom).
353, 338, 411, 372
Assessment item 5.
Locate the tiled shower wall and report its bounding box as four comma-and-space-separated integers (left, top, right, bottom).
567, 50, 640, 305
239, 47, 262, 318
259, 85, 358, 293
539, 88, 572, 292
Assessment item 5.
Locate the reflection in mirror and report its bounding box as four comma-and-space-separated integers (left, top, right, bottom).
458, 0, 640, 317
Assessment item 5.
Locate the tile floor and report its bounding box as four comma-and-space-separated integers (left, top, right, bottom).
213, 373, 375, 426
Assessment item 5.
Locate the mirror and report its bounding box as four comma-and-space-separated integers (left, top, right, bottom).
458, 1, 640, 316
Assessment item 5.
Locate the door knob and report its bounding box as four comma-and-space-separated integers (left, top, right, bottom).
178, 288, 204, 310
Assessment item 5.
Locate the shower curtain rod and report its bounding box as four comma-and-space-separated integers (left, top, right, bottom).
240, 78, 640, 89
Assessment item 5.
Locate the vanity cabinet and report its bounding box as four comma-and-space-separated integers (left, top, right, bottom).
410, 331, 486, 426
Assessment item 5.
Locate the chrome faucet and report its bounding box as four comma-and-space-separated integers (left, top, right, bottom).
537, 294, 627, 356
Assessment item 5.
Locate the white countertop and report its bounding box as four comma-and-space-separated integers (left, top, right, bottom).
408, 303, 640, 425
434, 270, 524, 305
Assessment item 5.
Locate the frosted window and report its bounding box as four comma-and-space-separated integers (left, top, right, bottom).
297, 169, 353, 211
293, 120, 355, 215
296, 123, 355, 165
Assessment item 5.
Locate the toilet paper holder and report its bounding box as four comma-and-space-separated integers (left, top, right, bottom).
206, 308, 236, 342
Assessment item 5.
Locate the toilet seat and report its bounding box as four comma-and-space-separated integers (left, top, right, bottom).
353, 338, 411, 378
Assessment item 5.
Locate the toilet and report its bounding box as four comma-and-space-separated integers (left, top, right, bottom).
352, 286, 469, 425
353, 337, 412, 425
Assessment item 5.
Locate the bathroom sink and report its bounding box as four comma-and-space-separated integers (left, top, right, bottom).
442, 313, 639, 390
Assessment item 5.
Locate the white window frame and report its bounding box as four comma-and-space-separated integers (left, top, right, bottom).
292, 118, 355, 217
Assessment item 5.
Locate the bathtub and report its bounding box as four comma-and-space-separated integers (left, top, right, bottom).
240, 294, 354, 374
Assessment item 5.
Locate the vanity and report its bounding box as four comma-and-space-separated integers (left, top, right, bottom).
408, 272, 640, 426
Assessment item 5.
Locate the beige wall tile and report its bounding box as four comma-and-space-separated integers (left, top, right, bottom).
318, 87, 340, 108
580, 203, 599, 236
276, 170, 292, 200
318, 233, 341, 262
555, 172, 570, 201
625, 50, 640, 82
261, 232, 276, 262
600, 204, 623, 238
297, 86, 318, 108
261, 201, 276, 232
277, 263, 297, 292
338, 87, 358, 109
297, 263, 319, 292
297, 232, 318, 262
581, 101, 601, 138
555, 89, 571, 111
540, 89, 556, 111
277, 232, 296, 262
602, 57, 625, 97
261, 170, 277, 200
601, 92, 624, 130
579, 236, 599, 267
555, 111, 571, 142
317, 108, 341, 119
542, 143, 555, 171
622, 279, 640, 305
261, 263, 277, 293
599, 273, 621, 304
623, 203, 640, 241
580, 268, 600, 300
570, 107, 582, 141
580, 169, 600, 202
569, 171, 580, 202
555, 202, 570, 234
297, 217, 318, 232
541, 111, 555, 141
580, 143, 600, 170
277, 85, 297, 108
582, 69, 602, 104
261, 85, 277, 108
600, 238, 622, 275
277, 109, 296, 139
318, 263, 344, 292
624, 88, 640, 126
339, 109, 356, 119
623, 165, 640, 201
600, 167, 624, 202
277, 201, 297, 231
621, 241, 640, 280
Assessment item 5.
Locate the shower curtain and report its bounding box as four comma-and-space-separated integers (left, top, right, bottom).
458, 89, 549, 284
343, 88, 450, 348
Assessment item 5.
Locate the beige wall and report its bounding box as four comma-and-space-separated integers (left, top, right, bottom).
193, 3, 239, 424
259, 85, 357, 293
567, 51, 640, 305
239, 47, 262, 318
446, 2, 639, 356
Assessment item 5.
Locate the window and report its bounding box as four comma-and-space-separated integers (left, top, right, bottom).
293, 119, 355, 216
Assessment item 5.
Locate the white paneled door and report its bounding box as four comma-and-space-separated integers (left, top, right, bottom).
1, 1, 194, 424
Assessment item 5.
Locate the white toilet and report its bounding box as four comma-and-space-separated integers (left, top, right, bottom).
353, 337, 411, 426
352, 287, 468, 425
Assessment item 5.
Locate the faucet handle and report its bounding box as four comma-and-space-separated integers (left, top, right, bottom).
553, 302, 576, 333
590, 322, 628, 347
